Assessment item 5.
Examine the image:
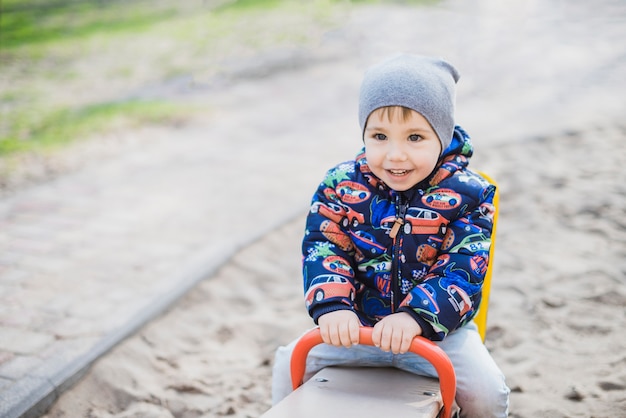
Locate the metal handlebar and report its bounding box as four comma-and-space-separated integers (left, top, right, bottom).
289, 327, 457, 418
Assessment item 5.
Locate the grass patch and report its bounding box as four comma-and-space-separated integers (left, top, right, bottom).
1, 0, 342, 160
0, 100, 194, 156
1, 0, 184, 49
0, 0, 296, 49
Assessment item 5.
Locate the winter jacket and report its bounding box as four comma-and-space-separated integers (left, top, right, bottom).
302, 126, 496, 341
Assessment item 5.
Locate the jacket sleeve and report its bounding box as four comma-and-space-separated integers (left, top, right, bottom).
302, 170, 359, 324
399, 180, 497, 341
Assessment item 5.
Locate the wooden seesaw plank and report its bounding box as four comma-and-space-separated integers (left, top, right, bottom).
261, 365, 458, 418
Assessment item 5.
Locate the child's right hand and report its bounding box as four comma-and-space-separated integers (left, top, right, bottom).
318, 310, 361, 348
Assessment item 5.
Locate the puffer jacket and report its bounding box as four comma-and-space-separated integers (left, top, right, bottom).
302, 126, 496, 341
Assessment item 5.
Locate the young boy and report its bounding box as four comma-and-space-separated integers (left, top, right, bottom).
272, 54, 510, 417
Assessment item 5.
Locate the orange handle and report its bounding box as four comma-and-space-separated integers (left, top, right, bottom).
290, 327, 457, 418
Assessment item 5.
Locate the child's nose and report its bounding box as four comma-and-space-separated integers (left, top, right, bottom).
386, 142, 407, 161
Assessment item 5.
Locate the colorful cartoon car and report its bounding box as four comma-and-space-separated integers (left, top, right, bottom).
343, 206, 366, 228
311, 201, 365, 228
337, 181, 371, 204
311, 201, 345, 224
448, 233, 490, 254
382, 208, 448, 236
455, 218, 483, 234
401, 283, 440, 314
404, 208, 448, 235
323, 255, 355, 277
357, 257, 392, 274
422, 189, 461, 210
305, 274, 355, 308
349, 230, 386, 256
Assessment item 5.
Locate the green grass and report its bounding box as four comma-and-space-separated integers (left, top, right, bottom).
1, 0, 336, 158
0, 0, 294, 49
1, 1, 185, 49
0, 100, 193, 155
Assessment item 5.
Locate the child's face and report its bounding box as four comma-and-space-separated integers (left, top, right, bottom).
364, 108, 441, 192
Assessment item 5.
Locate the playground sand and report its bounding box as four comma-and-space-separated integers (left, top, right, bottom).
42, 124, 626, 417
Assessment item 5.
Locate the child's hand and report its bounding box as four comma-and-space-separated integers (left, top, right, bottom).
372, 312, 422, 354
318, 310, 361, 348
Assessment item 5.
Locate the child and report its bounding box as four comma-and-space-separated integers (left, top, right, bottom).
272, 54, 510, 417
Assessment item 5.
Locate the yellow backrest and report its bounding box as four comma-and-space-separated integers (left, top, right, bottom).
473, 172, 499, 342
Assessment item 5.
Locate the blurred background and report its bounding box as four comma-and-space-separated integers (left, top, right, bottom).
1, 0, 352, 189
2, 0, 624, 190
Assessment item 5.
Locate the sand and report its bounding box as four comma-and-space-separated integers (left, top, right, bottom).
40, 124, 626, 417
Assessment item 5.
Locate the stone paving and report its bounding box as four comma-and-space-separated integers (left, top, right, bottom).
1, 1, 624, 416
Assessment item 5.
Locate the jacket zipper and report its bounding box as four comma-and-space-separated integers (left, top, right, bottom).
389, 193, 408, 312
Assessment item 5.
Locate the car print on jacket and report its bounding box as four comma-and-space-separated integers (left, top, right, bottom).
343, 206, 366, 228
422, 188, 462, 210
448, 232, 490, 254
349, 230, 386, 256
337, 180, 371, 204
311, 201, 345, 224
357, 256, 392, 275
311, 201, 365, 228
323, 255, 355, 277
305, 274, 355, 308
382, 207, 448, 236
400, 283, 440, 314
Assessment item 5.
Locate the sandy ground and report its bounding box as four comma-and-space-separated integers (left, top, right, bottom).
10, 0, 624, 417
40, 123, 626, 418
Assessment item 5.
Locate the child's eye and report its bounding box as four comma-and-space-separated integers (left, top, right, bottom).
374, 133, 387, 141
408, 134, 422, 142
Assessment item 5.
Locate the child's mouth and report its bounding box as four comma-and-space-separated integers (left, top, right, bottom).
388, 169, 410, 176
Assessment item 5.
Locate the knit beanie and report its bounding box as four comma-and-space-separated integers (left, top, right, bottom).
358, 54, 460, 153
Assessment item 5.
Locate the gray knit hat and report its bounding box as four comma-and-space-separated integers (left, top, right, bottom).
358, 54, 460, 153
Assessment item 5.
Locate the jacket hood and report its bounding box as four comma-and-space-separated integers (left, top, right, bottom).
441, 125, 473, 161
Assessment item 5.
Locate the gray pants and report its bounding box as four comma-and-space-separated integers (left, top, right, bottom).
272, 323, 509, 418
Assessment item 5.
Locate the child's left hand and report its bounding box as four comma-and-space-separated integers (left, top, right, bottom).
371, 312, 422, 354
